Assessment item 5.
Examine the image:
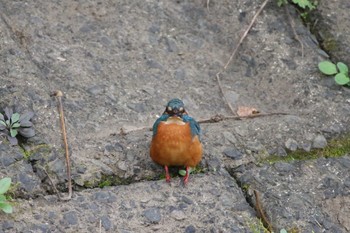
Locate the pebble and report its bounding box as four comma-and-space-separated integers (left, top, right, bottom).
118, 161, 128, 171
246, 141, 265, 152
63, 211, 78, 225
146, 59, 163, 70
93, 191, 117, 203
87, 85, 105, 95
100, 215, 112, 231
276, 146, 288, 156
0, 155, 16, 167
285, 138, 298, 151
181, 196, 194, 205
300, 142, 312, 152
223, 148, 243, 160
17, 162, 41, 193
274, 162, 295, 173
143, 208, 161, 223
185, 225, 196, 233
127, 103, 146, 113
312, 135, 327, 149
171, 210, 186, 221
166, 37, 178, 52
2, 221, 14, 230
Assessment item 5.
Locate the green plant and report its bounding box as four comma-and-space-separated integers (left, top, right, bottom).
318, 61, 350, 86
0, 107, 35, 145
246, 218, 269, 233
179, 167, 194, 177
178, 166, 205, 177
277, 0, 317, 10
0, 177, 13, 214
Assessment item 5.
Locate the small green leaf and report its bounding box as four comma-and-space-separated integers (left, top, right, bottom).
280, 229, 288, 233
0, 120, 6, 126
11, 113, 20, 124
179, 170, 186, 176
277, 0, 288, 7
0, 194, 6, 201
318, 61, 338, 75
334, 73, 350, 85
292, 0, 315, 9
10, 128, 18, 137
5, 120, 10, 126
337, 62, 348, 74
0, 202, 13, 214
11, 123, 21, 128
0, 178, 11, 195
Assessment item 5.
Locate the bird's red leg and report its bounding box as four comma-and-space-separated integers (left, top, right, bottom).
165, 165, 171, 183
183, 166, 190, 185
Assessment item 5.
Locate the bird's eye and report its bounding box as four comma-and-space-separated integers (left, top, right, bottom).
179, 107, 184, 112
167, 106, 172, 112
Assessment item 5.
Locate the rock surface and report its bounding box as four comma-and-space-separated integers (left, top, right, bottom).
0, 0, 349, 232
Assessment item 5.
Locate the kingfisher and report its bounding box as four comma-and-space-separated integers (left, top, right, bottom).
150, 98, 202, 185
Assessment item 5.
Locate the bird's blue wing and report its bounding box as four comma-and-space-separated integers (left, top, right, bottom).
152, 114, 169, 136
182, 115, 201, 140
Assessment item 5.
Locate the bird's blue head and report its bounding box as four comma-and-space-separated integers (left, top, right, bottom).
152, 98, 201, 138
163, 98, 187, 118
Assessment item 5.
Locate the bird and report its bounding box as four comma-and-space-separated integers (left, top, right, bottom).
150, 98, 202, 185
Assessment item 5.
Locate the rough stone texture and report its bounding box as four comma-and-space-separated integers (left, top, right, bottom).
312, 0, 350, 65
232, 156, 350, 232
1, 171, 256, 232
0, 0, 349, 232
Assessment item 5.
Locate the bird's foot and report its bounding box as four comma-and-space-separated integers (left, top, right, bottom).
183, 166, 190, 186
165, 165, 171, 183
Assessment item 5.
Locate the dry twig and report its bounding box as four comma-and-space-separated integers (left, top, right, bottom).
216, 73, 237, 115
51, 90, 72, 201
254, 190, 273, 232
39, 165, 63, 199
197, 112, 289, 124
118, 112, 290, 135
284, 5, 304, 58
216, 0, 270, 115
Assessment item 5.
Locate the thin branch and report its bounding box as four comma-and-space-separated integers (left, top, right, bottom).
223, 0, 270, 70
99, 219, 102, 233
51, 90, 72, 201
39, 165, 63, 199
254, 190, 273, 232
197, 112, 290, 124
216, 0, 270, 115
119, 112, 291, 135
119, 126, 152, 136
216, 73, 237, 115
284, 5, 304, 58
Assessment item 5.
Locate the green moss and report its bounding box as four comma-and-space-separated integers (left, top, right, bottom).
246, 218, 269, 233
98, 175, 115, 188
20, 144, 51, 159
242, 184, 250, 192
322, 37, 338, 52
263, 135, 350, 164
92, 175, 134, 189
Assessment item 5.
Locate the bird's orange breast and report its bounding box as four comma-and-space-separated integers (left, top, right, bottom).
150, 118, 202, 167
